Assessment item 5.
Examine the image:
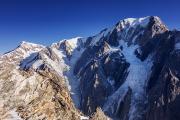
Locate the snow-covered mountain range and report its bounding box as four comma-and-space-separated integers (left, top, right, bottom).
0, 16, 180, 120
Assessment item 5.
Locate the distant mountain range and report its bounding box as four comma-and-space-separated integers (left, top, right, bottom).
0, 16, 180, 120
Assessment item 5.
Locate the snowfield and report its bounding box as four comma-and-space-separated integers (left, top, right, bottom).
103, 39, 153, 120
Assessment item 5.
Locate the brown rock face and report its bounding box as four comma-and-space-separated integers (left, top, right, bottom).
0, 61, 81, 120
0, 41, 82, 120
90, 108, 110, 120
144, 31, 180, 120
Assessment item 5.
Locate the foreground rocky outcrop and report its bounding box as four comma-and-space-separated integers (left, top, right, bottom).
0, 16, 180, 120
0, 42, 82, 120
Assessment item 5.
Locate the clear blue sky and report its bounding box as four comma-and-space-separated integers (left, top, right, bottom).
0, 0, 180, 54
